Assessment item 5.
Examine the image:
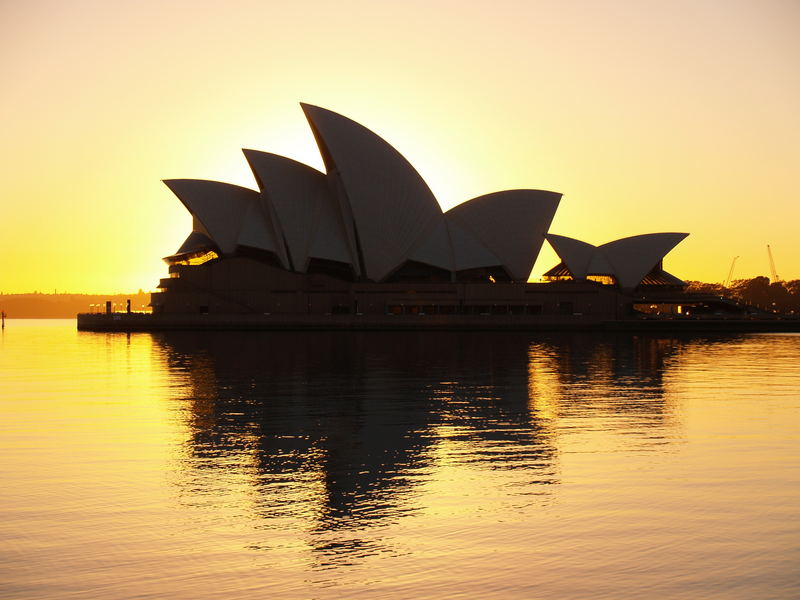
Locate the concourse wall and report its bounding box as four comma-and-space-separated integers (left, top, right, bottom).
152, 257, 625, 319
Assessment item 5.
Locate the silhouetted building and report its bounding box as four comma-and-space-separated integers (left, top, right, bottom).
150, 104, 689, 320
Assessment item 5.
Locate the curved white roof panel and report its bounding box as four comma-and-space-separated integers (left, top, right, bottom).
192, 216, 211, 238
237, 199, 284, 259
164, 179, 281, 258
301, 103, 442, 281
599, 232, 688, 290
243, 150, 352, 271
545, 234, 596, 280
307, 182, 356, 267
163, 104, 689, 291
445, 218, 503, 271
402, 215, 509, 274
446, 190, 561, 281
406, 217, 454, 272
586, 251, 614, 275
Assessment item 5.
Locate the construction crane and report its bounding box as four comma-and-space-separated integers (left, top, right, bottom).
767, 245, 780, 283
724, 256, 739, 287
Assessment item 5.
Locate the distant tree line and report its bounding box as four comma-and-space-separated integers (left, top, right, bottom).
686, 277, 800, 315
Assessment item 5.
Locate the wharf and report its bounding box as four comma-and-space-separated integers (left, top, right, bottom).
77, 313, 800, 333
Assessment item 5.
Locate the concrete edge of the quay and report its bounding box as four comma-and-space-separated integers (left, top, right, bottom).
76, 312, 800, 333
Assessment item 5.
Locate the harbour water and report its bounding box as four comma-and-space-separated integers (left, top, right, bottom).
1, 320, 798, 599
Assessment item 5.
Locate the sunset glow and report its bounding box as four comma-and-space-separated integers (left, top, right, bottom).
2, 0, 798, 292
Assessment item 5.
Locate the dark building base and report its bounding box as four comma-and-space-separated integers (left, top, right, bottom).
77, 312, 800, 333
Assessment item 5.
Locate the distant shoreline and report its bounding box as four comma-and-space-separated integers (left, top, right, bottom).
3, 316, 78, 319
0, 293, 149, 319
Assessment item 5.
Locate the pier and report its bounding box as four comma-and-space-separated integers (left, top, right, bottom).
77, 312, 800, 333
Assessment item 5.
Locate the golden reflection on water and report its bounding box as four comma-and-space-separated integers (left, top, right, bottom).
1, 322, 799, 599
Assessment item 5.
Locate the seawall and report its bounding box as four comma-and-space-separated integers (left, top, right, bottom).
76, 313, 800, 333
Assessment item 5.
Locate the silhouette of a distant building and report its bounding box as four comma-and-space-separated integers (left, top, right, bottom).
147, 103, 694, 321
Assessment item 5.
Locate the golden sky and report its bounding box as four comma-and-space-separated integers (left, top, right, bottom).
1, 0, 798, 292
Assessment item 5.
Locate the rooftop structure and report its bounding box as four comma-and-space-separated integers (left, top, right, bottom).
161, 103, 685, 291
543, 233, 688, 291
119, 103, 705, 326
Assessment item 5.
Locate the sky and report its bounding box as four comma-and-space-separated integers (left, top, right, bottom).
1, 0, 798, 293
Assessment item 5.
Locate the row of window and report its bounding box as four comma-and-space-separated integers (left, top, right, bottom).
186, 302, 577, 316
384, 304, 557, 316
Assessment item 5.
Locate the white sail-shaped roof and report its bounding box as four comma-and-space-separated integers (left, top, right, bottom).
401, 213, 508, 275
406, 217, 455, 272
192, 215, 211, 238
164, 179, 281, 257
446, 190, 561, 281
243, 150, 352, 271
445, 218, 503, 271
586, 251, 615, 275
545, 234, 596, 280
237, 199, 287, 265
546, 232, 688, 289
162, 105, 706, 290
599, 233, 688, 290
301, 103, 442, 281
307, 181, 356, 268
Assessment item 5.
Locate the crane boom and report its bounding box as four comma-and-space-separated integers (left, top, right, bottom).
724, 256, 739, 287
767, 245, 780, 282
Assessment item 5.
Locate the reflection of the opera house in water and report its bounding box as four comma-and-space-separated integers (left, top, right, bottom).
150, 331, 725, 560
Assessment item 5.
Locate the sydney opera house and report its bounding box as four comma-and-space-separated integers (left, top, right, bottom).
83, 103, 734, 330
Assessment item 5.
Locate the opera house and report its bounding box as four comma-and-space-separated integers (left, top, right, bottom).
81, 103, 743, 331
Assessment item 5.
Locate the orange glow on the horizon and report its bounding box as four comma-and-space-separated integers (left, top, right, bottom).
2, 0, 799, 292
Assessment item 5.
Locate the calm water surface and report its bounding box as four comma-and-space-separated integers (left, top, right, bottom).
1, 320, 798, 599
